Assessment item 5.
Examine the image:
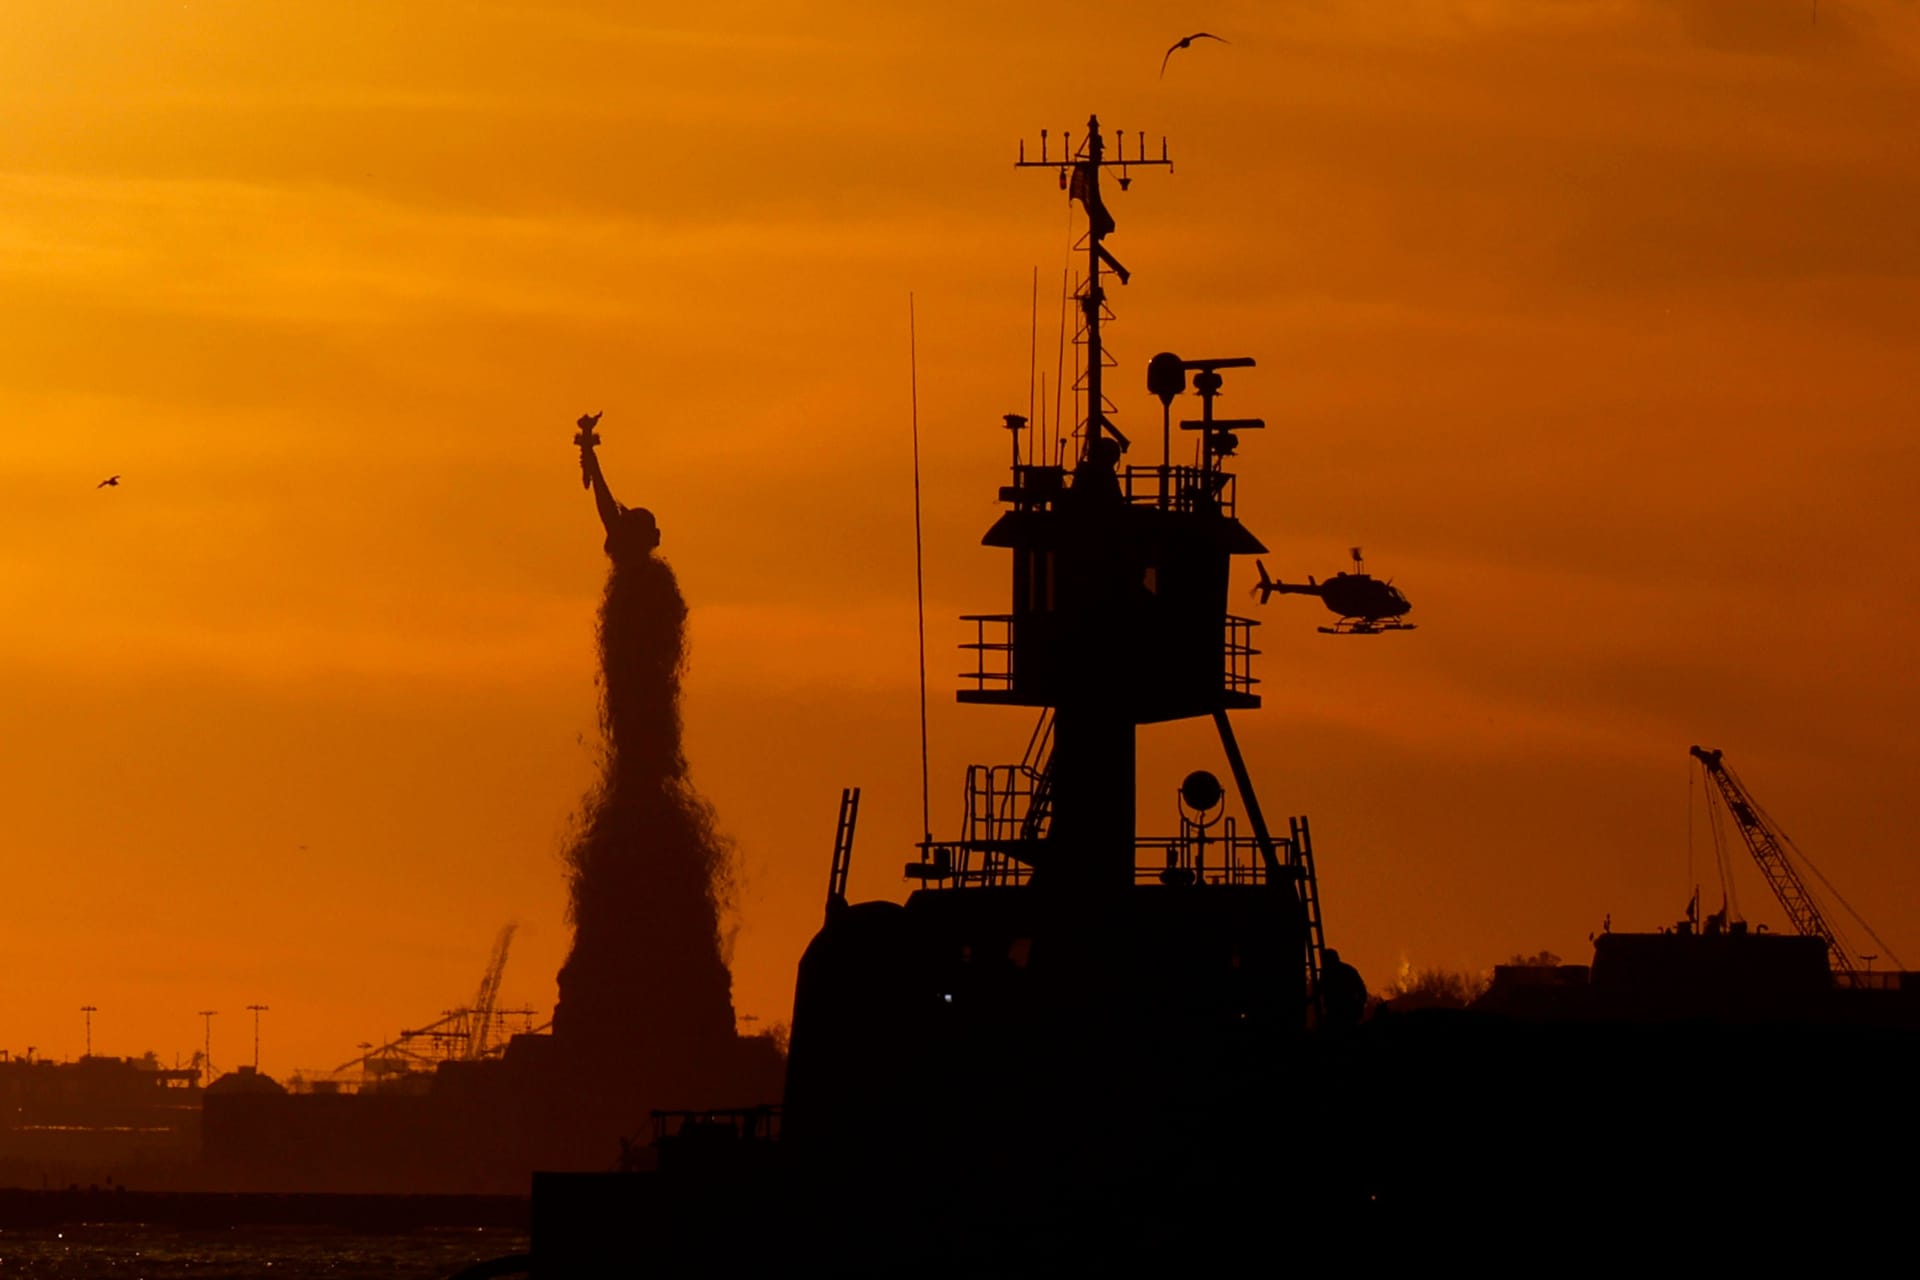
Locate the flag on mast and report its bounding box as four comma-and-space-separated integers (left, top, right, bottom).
1069, 162, 1116, 239
1069, 162, 1130, 282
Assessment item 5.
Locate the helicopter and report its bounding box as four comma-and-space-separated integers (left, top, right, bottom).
1253, 547, 1416, 634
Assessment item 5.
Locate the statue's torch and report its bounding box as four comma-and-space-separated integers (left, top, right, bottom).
574, 412, 603, 488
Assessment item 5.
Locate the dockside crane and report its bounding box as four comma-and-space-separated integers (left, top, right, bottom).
468, 924, 515, 1059
329, 924, 544, 1085
1691, 745, 1902, 978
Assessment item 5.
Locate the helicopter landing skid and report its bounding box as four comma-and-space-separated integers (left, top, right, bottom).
1318, 617, 1417, 636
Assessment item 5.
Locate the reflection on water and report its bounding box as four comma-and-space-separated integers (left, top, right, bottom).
0, 1225, 527, 1278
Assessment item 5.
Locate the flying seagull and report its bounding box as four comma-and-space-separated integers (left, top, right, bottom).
1161, 31, 1228, 77
96, 475, 120, 488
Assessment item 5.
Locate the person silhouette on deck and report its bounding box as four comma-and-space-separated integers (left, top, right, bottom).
1321, 948, 1370, 1030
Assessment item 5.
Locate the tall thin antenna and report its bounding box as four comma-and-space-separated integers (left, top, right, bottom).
910, 293, 931, 844
198, 1010, 218, 1082
1053, 265, 1069, 465
246, 1003, 269, 1071
1686, 759, 1695, 913
1027, 265, 1039, 468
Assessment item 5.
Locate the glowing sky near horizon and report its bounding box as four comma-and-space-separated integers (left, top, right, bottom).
2, 0, 1918, 1075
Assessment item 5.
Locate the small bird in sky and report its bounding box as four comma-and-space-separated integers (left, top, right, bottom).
96, 475, 120, 488
1161, 31, 1228, 77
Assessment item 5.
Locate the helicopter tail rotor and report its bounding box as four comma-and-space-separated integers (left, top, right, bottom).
1252, 560, 1279, 605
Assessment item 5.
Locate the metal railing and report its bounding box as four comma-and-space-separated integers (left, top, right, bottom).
1224, 615, 1261, 695
912, 841, 1030, 888
963, 763, 1044, 846
1120, 464, 1236, 517
962, 615, 1261, 697
1138, 817, 1275, 887
911, 819, 1289, 890
650, 1105, 782, 1146
960, 614, 1015, 691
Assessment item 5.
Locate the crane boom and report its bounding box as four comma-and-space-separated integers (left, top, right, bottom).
1690, 746, 1853, 975
469, 924, 516, 1059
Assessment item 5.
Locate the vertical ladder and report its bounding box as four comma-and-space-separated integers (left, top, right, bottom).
1018, 709, 1055, 842
1019, 764, 1054, 842
825, 787, 860, 920
1291, 815, 1327, 1018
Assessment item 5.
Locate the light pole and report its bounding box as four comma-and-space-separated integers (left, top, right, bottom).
246, 1004, 268, 1072
79, 1005, 96, 1059
198, 1010, 218, 1082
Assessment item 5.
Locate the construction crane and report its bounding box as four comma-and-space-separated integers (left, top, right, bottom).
330, 924, 547, 1084
1690, 745, 1903, 979
468, 923, 515, 1059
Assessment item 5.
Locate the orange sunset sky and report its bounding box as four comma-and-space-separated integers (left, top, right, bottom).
3, 0, 1918, 1077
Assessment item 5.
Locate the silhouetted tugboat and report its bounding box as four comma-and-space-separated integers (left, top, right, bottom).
531, 115, 1375, 1271
782, 115, 1334, 1167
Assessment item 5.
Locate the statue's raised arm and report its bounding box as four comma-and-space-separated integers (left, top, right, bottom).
574, 412, 619, 532
574, 412, 660, 561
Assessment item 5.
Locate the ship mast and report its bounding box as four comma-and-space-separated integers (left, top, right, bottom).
1017, 115, 1171, 460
